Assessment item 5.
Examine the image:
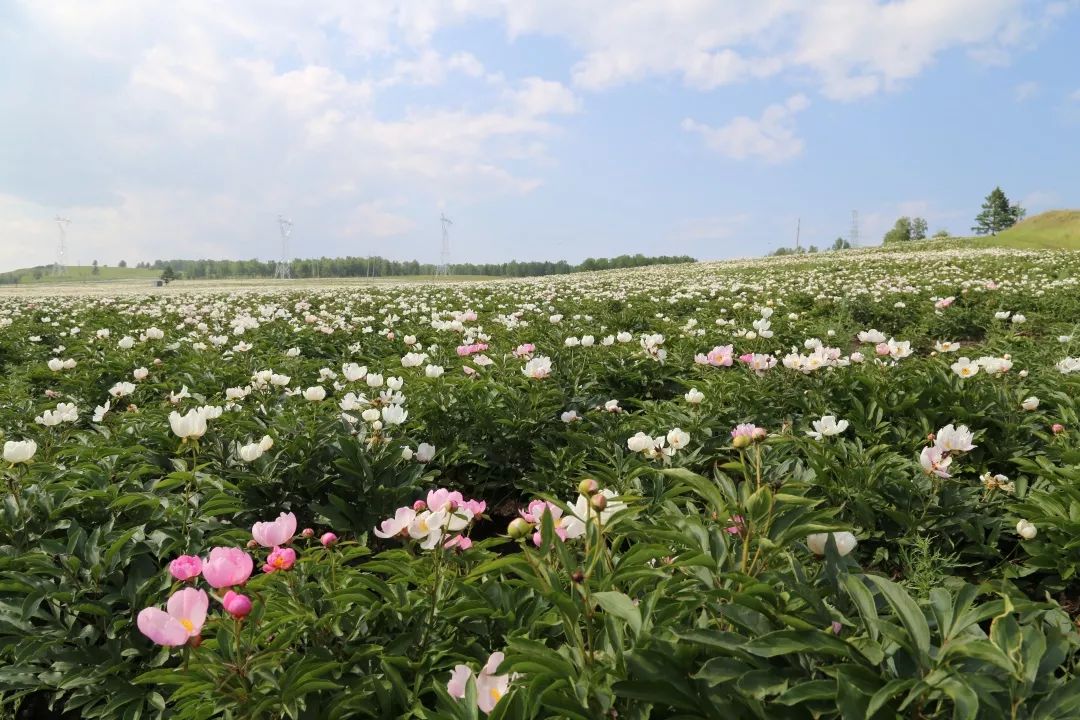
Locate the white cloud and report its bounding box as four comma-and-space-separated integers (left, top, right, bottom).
0, 0, 1069, 268
682, 94, 810, 163
1014, 81, 1040, 102
509, 78, 581, 116
343, 201, 417, 238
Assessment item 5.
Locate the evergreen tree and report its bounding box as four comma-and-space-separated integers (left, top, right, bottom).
973, 187, 1025, 235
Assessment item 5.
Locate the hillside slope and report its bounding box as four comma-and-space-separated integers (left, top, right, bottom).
974, 209, 1080, 250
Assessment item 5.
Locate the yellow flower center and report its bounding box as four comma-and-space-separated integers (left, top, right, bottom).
490, 688, 503, 703
181, 618, 194, 633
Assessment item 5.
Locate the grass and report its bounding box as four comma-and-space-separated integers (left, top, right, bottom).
970, 209, 1080, 250
1, 265, 161, 285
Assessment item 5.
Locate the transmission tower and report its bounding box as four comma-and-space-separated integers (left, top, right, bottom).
275, 215, 292, 279
436, 213, 452, 276
849, 210, 860, 248
54, 216, 70, 275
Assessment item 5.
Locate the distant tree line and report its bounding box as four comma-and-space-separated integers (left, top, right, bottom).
0, 253, 695, 285
134, 254, 695, 280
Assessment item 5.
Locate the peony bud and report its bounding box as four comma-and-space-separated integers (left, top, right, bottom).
507, 518, 532, 539
1016, 519, 1037, 540
222, 590, 253, 618
578, 478, 599, 496
320, 532, 338, 547
301, 528, 314, 539
590, 494, 608, 512
733, 435, 751, 449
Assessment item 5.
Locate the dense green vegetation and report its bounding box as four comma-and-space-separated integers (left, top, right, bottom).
1, 245, 1079, 719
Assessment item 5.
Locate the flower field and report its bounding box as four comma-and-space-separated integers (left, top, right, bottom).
2, 245, 1080, 719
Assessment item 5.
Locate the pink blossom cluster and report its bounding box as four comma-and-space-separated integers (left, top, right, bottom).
731, 423, 767, 441
738, 353, 778, 373
456, 342, 489, 357
512, 343, 535, 359
373, 488, 485, 550
138, 512, 338, 647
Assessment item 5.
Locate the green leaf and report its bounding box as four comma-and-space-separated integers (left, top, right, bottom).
864, 575, 930, 663
593, 590, 642, 636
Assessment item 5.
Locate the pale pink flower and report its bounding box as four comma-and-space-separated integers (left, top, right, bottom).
201, 547, 254, 588
374, 507, 417, 538
705, 345, 734, 367
444, 535, 473, 551
920, 446, 952, 478
137, 587, 208, 646
251, 511, 297, 548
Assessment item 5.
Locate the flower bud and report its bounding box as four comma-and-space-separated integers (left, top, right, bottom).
571, 569, 585, 584
222, 590, 253, 619
1016, 519, 1037, 540
507, 518, 532, 539
578, 478, 599, 496
733, 435, 750, 449
246, 539, 258, 549
301, 528, 314, 539
320, 532, 338, 547
1053, 423, 1065, 434
590, 494, 608, 512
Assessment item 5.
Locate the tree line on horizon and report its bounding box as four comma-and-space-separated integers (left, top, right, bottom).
0, 253, 696, 284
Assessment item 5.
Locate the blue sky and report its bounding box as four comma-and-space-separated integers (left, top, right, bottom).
1, 1, 1078, 272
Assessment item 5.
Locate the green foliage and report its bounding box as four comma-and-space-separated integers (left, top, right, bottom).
0, 246, 1078, 718
883, 216, 929, 244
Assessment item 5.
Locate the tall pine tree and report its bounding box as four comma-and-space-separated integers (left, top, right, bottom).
973, 187, 1025, 235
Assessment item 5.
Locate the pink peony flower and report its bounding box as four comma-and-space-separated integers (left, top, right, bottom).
320, 532, 338, 547
221, 590, 253, 618
875, 343, 890, 356
706, 345, 734, 367
137, 587, 208, 646
168, 555, 202, 582
251, 511, 297, 548
427, 488, 465, 512
263, 546, 297, 573
462, 499, 486, 516
513, 343, 535, 358
201, 547, 254, 588
1052, 423, 1065, 434
444, 535, 473, 551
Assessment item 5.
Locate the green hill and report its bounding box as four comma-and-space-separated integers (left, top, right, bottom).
973, 209, 1080, 250
0, 265, 161, 285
